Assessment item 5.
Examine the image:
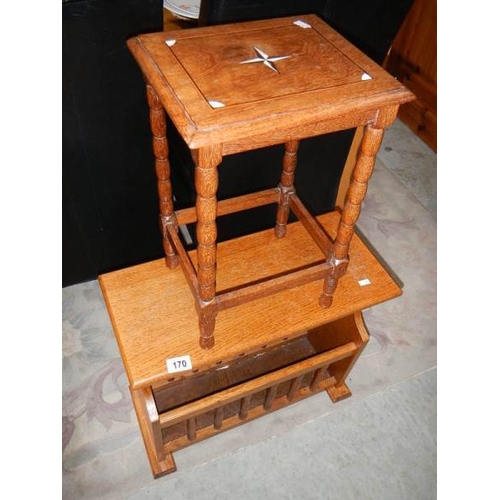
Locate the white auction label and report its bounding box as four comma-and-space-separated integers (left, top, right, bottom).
166, 355, 192, 373
358, 278, 371, 287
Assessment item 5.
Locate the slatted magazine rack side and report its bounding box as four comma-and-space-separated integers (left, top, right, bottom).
130, 312, 369, 478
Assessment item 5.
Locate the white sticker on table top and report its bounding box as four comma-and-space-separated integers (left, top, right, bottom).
358, 278, 371, 287
166, 355, 193, 373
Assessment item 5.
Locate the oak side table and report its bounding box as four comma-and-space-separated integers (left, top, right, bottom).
99, 214, 402, 477
126, 14, 414, 349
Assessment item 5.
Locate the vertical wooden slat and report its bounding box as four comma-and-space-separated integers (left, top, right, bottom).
310, 366, 329, 391
239, 395, 252, 420
287, 374, 305, 401
335, 126, 364, 208
263, 385, 278, 410
214, 407, 224, 430
134, 387, 166, 462
187, 418, 196, 441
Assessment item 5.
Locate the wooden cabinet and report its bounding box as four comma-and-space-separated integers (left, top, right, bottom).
384, 0, 437, 151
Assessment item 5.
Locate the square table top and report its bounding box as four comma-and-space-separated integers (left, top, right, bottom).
127, 14, 414, 151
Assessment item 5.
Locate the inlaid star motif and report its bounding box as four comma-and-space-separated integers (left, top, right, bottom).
239, 46, 291, 73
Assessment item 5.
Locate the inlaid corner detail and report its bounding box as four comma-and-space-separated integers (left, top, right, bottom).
208, 100, 226, 109
293, 20, 312, 29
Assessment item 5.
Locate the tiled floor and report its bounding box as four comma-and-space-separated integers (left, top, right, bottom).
377, 120, 437, 218
62, 119, 437, 500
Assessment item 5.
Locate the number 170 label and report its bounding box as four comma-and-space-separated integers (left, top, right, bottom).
166, 355, 193, 374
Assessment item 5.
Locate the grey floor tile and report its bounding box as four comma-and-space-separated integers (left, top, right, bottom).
378, 120, 437, 218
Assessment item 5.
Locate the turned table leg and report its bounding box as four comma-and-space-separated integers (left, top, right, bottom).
146, 82, 179, 269
275, 140, 300, 238
320, 107, 398, 308
194, 145, 222, 349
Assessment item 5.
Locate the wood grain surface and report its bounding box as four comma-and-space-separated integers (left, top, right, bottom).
127, 14, 415, 149
99, 211, 401, 390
